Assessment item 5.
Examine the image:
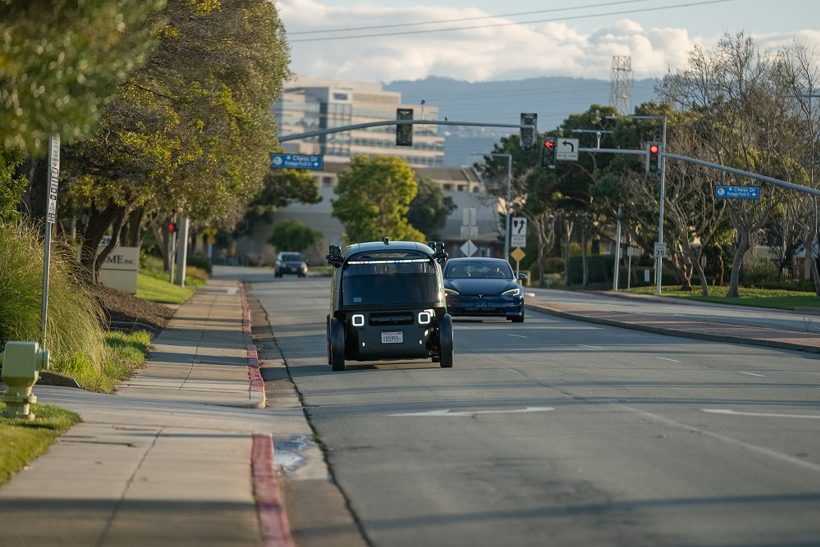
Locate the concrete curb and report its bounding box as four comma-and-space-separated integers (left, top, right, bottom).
253, 433, 296, 547
240, 281, 266, 408
524, 302, 820, 355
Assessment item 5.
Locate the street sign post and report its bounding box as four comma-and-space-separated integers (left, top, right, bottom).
511, 217, 527, 248
556, 138, 579, 161
270, 154, 324, 170
715, 186, 760, 199
510, 247, 526, 277
654, 242, 667, 258
42, 135, 60, 346
460, 240, 478, 257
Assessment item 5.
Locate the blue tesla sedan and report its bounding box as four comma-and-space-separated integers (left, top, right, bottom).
442, 258, 527, 322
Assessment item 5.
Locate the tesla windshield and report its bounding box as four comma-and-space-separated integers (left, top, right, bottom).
444, 260, 514, 280
342, 252, 439, 306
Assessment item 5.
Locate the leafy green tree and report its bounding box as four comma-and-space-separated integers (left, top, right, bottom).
0, 148, 28, 223
407, 176, 456, 240
62, 0, 291, 280
332, 155, 426, 244
267, 220, 322, 252
0, 0, 165, 156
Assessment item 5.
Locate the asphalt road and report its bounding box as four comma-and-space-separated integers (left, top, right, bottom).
249, 274, 820, 547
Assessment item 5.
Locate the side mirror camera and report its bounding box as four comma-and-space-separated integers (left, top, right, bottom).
326, 245, 343, 268
432, 241, 448, 264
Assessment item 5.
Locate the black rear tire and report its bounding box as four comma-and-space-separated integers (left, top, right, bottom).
330, 317, 346, 371
438, 314, 454, 368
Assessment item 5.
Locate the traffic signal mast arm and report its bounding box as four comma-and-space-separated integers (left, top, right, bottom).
279, 120, 535, 142
576, 147, 820, 197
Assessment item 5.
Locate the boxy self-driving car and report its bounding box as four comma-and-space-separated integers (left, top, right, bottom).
325, 238, 454, 371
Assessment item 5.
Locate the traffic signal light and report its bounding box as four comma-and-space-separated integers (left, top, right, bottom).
396, 108, 413, 147
541, 137, 556, 169
646, 142, 661, 173
167, 221, 176, 233
520, 113, 537, 150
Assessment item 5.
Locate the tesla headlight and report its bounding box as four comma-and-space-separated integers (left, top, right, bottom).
502, 287, 521, 297
444, 288, 459, 297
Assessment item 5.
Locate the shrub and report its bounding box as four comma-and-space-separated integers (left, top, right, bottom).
0, 221, 106, 369
186, 252, 212, 274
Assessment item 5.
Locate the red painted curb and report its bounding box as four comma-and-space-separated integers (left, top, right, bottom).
238, 281, 265, 393
252, 434, 295, 547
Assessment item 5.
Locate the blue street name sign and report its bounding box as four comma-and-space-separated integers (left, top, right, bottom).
715, 185, 760, 199
271, 154, 324, 170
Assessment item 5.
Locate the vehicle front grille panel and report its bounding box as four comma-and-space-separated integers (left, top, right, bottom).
368, 312, 414, 326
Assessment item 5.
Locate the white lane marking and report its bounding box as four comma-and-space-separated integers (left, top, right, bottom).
738, 371, 765, 378
580, 344, 603, 349
622, 406, 820, 474
389, 406, 554, 417
656, 357, 682, 363
508, 334, 528, 338
703, 409, 820, 419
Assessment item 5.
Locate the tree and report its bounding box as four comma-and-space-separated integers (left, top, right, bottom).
332, 155, 426, 244
660, 32, 802, 297
267, 220, 322, 252
406, 176, 456, 240
61, 0, 291, 281
0, 1, 165, 156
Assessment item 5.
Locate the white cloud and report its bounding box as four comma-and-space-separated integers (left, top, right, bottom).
278, 0, 820, 83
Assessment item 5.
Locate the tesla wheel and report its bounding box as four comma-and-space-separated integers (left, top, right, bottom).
511, 310, 525, 323
438, 314, 454, 368
330, 317, 346, 371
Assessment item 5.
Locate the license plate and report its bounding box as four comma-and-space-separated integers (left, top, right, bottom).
475, 301, 487, 308
381, 331, 403, 344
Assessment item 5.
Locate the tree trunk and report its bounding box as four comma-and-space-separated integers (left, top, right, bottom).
124, 208, 145, 248
80, 198, 122, 283
96, 207, 128, 280
715, 243, 725, 286
581, 225, 588, 287
727, 233, 750, 298
562, 219, 573, 287
15, 157, 48, 220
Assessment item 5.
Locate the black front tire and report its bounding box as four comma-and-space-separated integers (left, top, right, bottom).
330, 317, 346, 371
438, 314, 454, 368
511, 309, 525, 323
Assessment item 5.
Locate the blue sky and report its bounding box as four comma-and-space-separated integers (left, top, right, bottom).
278, 0, 820, 82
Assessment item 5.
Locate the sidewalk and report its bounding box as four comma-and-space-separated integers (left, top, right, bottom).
526, 294, 820, 354
0, 279, 291, 547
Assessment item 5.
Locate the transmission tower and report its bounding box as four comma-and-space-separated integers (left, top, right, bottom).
609, 56, 632, 116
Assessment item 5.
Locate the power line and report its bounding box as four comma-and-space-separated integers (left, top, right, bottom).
289, 0, 736, 43
288, 0, 657, 35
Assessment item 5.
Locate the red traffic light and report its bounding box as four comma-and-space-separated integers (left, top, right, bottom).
649, 144, 659, 154
168, 222, 176, 233
545, 140, 555, 149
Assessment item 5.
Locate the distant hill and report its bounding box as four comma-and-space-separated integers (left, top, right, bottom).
384, 76, 659, 166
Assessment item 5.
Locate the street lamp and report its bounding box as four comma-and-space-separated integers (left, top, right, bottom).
607, 115, 667, 295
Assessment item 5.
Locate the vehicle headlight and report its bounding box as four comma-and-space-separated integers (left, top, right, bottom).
444, 288, 459, 297
502, 288, 521, 297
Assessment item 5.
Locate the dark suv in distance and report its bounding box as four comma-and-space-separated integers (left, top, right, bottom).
325, 239, 454, 371
275, 252, 308, 278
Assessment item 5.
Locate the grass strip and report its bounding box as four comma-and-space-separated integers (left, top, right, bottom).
0, 403, 82, 484
53, 331, 152, 393
626, 285, 820, 311
137, 273, 195, 304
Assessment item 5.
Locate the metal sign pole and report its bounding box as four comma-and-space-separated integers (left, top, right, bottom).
42, 135, 60, 347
